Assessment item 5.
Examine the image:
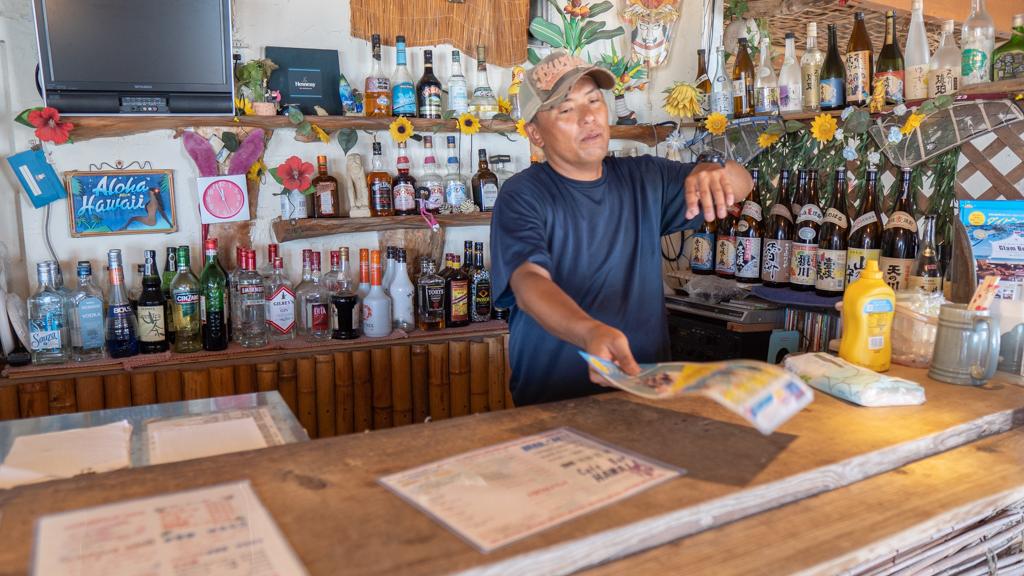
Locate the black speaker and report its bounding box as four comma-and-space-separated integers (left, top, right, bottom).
167, 93, 234, 114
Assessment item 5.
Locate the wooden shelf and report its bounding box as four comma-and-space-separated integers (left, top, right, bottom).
272, 212, 492, 242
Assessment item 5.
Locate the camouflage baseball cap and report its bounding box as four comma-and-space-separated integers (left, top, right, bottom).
520, 50, 616, 123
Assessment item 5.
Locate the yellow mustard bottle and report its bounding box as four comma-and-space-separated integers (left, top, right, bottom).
839, 259, 895, 372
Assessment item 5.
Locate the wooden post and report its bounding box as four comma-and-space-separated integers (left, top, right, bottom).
315, 354, 336, 438
296, 357, 318, 437
129, 373, 157, 406
47, 379, 77, 414
390, 345, 412, 426
210, 366, 235, 397
449, 340, 470, 417
0, 385, 18, 420
486, 336, 506, 411
104, 373, 132, 408
156, 370, 183, 403
278, 359, 298, 416
234, 363, 256, 394
470, 341, 489, 414
181, 369, 210, 401
19, 382, 49, 418
504, 333, 514, 408
371, 347, 393, 429
411, 344, 429, 424
428, 343, 450, 421
353, 350, 372, 432
334, 351, 355, 435
256, 362, 279, 393
75, 376, 105, 412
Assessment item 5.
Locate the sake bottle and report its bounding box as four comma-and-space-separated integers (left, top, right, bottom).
962, 0, 995, 85
904, 0, 930, 100
845, 12, 874, 106
875, 11, 905, 104
820, 24, 847, 111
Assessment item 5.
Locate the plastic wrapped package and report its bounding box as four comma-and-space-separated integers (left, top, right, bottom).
681, 275, 749, 303
892, 291, 945, 368
784, 352, 926, 407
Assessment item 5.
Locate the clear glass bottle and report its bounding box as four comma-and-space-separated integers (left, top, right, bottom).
754, 38, 779, 114
299, 252, 331, 342
904, 0, 931, 100
136, 251, 169, 354
331, 247, 360, 340
778, 33, 803, 113
930, 20, 962, 98
444, 136, 469, 208
801, 22, 824, 111
416, 259, 445, 331
710, 46, 734, 118
447, 49, 469, 115
237, 250, 268, 348
365, 34, 392, 117
962, 0, 995, 85
264, 256, 296, 341
105, 249, 139, 358
228, 245, 244, 341
259, 243, 279, 280
470, 242, 491, 322
392, 35, 416, 116
417, 136, 445, 214
908, 214, 942, 293
468, 45, 499, 119
390, 248, 415, 331
362, 250, 393, 338
171, 246, 202, 353
28, 261, 70, 364
70, 260, 106, 361
489, 155, 514, 190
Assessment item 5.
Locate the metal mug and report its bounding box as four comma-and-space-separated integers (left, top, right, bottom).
928, 304, 1001, 386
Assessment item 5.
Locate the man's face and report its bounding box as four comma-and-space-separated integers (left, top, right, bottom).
528, 76, 610, 170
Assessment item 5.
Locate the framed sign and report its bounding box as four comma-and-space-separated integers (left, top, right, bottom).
65, 170, 177, 237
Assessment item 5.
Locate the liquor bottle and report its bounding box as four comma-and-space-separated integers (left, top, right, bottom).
695, 49, 712, 119
753, 38, 779, 115
779, 33, 802, 113
791, 169, 809, 220
105, 249, 139, 358
908, 215, 942, 293
439, 254, 454, 280
362, 250, 393, 337
714, 205, 740, 279
136, 251, 168, 354
417, 49, 443, 119
265, 256, 296, 341
802, 23, 824, 112
489, 155, 513, 190
876, 11, 906, 105
69, 261, 105, 361
816, 170, 850, 297
962, 0, 995, 85
417, 136, 445, 214
710, 46, 735, 118
236, 250, 268, 348
846, 169, 884, 285
731, 37, 755, 118
357, 248, 371, 302
471, 149, 500, 212
468, 45, 499, 119
930, 20, 962, 98
198, 239, 227, 351
390, 248, 415, 331
462, 241, 476, 277
820, 24, 847, 111
690, 218, 716, 275
310, 155, 340, 218
846, 12, 874, 106
28, 261, 70, 364
790, 170, 822, 291
392, 141, 418, 216
299, 252, 331, 342
443, 136, 470, 208
445, 255, 471, 328
280, 185, 307, 220
258, 244, 279, 280
879, 168, 919, 292
382, 246, 397, 295
171, 246, 202, 353
905, 0, 930, 100
331, 247, 360, 340
392, 35, 416, 116
323, 250, 343, 331
994, 14, 1024, 81
416, 259, 445, 331
447, 49, 469, 115
365, 34, 392, 117
228, 246, 244, 341
762, 169, 793, 286
129, 264, 144, 312
367, 142, 395, 217
471, 242, 492, 322
161, 246, 177, 344
735, 170, 763, 283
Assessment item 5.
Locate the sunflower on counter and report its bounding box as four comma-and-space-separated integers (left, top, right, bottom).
389, 117, 414, 143
458, 112, 481, 135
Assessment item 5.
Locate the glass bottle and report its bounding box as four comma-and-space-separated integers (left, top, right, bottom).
930, 20, 962, 98
228, 246, 244, 342
846, 12, 874, 106
994, 14, 1024, 81
362, 250, 393, 337
199, 238, 228, 352
365, 34, 392, 117
471, 149, 499, 212
392, 141, 418, 216
846, 169, 884, 285
416, 259, 445, 331
695, 49, 712, 119
876, 11, 906, 105
879, 168, 919, 292
443, 136, 470, 208
28, 261, 70, 364
762, 169, 793, 286
816, 170, 850, 297
790, 170, 822, 291
471, 242, 492, 322
417, 136, 445, 214
299, 252, 331, 342
820, 24, 847, 110
462, 241, 476, 277
237, 250, 268, 348
908, 215, 942, 293
171, 246, 202, 353
259, 243, 279, 280
791, 169, 809, 220
962, 0, 995, 85
731, 37, 755, 118
417, 49, 443, 119
310, 155, 340, 218
489, 155, 514, 190
105, 249, 139, 358
447, 49, 469, 115
710, 46, 734, 118
779, 33, 802, 113
753, 38, 779, 115
331, 247, 360, 340
735, 169, 763, 283
382, 246, 396, 295
445, 255, 471, 328
136, 251, 168, 354
468, 45, 499, 119
801, 23, 824, 112
390, 248, 415, 331
322, 250, 342, 332
715, 204, 740, 279
392, 35, 416, 116
264, 256, 295, 341
905, 0, 931, 100
356, 248, 370, 328
690, 218, 716, 275
161, 246, 177, 344
69, 261, 106, 361
129, 263, 145, 313
367, 142, 395, 217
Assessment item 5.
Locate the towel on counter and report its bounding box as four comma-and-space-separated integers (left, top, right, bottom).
784, 353, 926, 407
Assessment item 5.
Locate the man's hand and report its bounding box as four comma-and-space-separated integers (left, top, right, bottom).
684, 160, 752, 222
580, 320, 641, 386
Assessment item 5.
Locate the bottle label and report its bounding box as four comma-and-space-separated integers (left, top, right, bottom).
371, 180, 393, 212
876, 70, 905, 102
961, 48, 991, 83
761, 239, 791, 283
393, 82, 416, 114
266, 286, 295, 334
769, 203, 793, 222
174, 292, 199, 329
690, 232, 715, 271
420, 85, 443, 117
281, 190, 307, 219
908, 275, 942, 293
928, 67, 959, 97
75, 297, 104, 349
884, 211, 918, 233
779, 83, 801, 111
480, 182, 499, 210
796, 204, 823, 225
715, 236, 737, 274
448, 84, 468, 114
850, 212, 879, 235
802, 63, 820, 108
472, 278, 492, 318
905, 64, 929, 99
845, 50, 872, 102
754, 86, 778, 114
735, 237, 762, 279
710, 92, 733, 116
846, 247, 880, 285
30, 328, 61, 352
426, 182, 445, 210
732, 79, 745, 96
307, 302, 329, 332
425, 285, 445, 313
815, 249, 847, 291
445, 181, 468, 207
450, 280, 469, 322
393, 182, 417, 211
819, 77, 844, 108
741, 201, 763, 222
878, 257, 915, 291
824, 207, 848, 228
995, 52, 1024, 82
366, 78, 390, 93
137, 305, 166, 343
790, 244, 818, 285
316, 182, 336, 215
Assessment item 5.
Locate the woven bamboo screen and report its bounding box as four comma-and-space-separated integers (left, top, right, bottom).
350, 0, 530, 68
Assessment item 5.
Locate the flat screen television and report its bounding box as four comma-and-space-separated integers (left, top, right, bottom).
32, 0, 234, 114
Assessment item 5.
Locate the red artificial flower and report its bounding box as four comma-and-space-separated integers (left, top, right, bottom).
276, 156, 314, 191
28, 107, 74, 144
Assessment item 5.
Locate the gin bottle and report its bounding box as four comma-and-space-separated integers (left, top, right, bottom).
29, 261, 70, 364
69, 260, 106, 361
104, 249, 139, 358
237, 250, 268, 348
264, 256, 296, 341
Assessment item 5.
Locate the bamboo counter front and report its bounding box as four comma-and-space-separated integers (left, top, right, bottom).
0, 365, 1022, 575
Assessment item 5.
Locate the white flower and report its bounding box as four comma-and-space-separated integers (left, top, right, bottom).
841, 106, 856, 121
868, 151, 881, 165
834, 128, 844, 141
843, 146, 858, 161
887, 126, 903, 144
893, 104, 908, 116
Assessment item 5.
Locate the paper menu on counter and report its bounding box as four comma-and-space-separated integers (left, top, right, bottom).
145, 407, 283, 465
579, 353, 814, 435
3, 420, 132, 479
32, 480, 308, 576
379, 427, 682, 552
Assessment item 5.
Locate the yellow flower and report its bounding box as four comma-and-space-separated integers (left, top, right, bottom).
234, 97, 254, 116
247, 158, 267, 181
458, 112, 480, 136
498, 97, 512, 116
757, 132, 781, 148
388, 117, 414, 143
810, 113, 838, 144
663, 81, 703, 119
901, 112, 925, 135
515, 118, 528, 139
704, 112, 728, 136
312, 123, 330, 144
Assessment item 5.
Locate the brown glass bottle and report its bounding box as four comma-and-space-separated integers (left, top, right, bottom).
416, 49, 443, 119
762, 169, 794, 287
690, 217, 716, 275
367, 142, 394, 217
879, 168, 919, 291
445, 255, 471, 328
815, 170, 850, 296
790, 169, 809, 220
310, 155, 341, 218
875, 10, 905, 105
471, 149, 500, 212
732, 38, 756, 118
715, 204, 741, 279
790, 170, 821, 291
846, 169, 883, 285
695, 49, 712, 119
845, 12, 874, 106
391, 141, 418, 215
735, 169, 764, 284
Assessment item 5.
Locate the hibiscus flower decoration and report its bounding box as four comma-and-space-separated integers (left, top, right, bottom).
389, 117, 414, 143
810, 113, 838, 144
458, 112, 481, 135
757, 132, 780, 149
515, 119, 528, 139
704, 112, 728, 136
28, 107, 74, 144
276, 156, 314, 191
564, 0, 590, 18
901, 112, 925, 135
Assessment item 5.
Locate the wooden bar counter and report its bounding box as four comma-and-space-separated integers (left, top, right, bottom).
0, 365, 1022, 575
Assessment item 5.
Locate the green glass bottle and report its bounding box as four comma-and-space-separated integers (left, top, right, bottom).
200, 238, 228, 351
161, 247, 177, 343
993, 14, 1024, 81
170, 245, 202, 353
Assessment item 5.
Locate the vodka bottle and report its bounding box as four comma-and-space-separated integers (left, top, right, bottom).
104, 249, 139, 358
264, 256, 296, 341
447, 50, 469, 115
962, 0, 995, 85
778, 33, 803, 112
237, 250, 268, 348
69, 260, 106, 361
28, 261, 70, 364
904, 0, 930, 100
468, 45, 499, 119
390, 248, 415, 331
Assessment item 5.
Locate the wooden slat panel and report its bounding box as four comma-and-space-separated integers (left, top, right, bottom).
0, 386, 19, 420
278, 359, 298, 415
428, 343, 450, 421
315, 354, 336, 438
334, 351, 355, 435
75, 376, 104, 412
46, 379, 76, 414
129, 373, 156, 406
103, 374, 131, 408
18, 382, 48, 418
470, 341, 489, 414
181, 369, 210, 401
255, 362, 278, 393
155, 371, 182, 403
234, 364, 256, 395
296, 357, 318, 438
391, 345, 412, 427
486, 336, 506, 412
449, 341, 470, 418
411, 345, 429, 424
353, 350, 373, 432
371, 348, 393, 430
209, 366, 235, 397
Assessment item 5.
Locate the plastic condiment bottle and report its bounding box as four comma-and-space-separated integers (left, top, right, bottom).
839, 259, 895, 372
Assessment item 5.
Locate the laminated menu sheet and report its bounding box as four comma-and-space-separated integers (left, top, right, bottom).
2, 420, 132, 482
145, 407, 284, 465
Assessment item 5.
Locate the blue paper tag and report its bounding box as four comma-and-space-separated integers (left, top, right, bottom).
5, 148, 66, 208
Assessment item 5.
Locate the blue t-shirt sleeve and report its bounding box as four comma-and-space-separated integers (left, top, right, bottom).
489, 177, 552, 309
651, 157, 702, 235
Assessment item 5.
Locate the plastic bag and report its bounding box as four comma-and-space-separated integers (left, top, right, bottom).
681, 275, 749, 303
784, 352, 926, 407
892, 291, 945, 368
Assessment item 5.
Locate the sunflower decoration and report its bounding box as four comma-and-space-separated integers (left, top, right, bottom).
389, 116, 414, 143
312, 124, 330, 144
810, 113, 838, 144
662, 81, 703, 119
901, 112, 925, 135
757, 132, 781, 149
498, 97, 512, 116
515, 119, 528, 139
704, 112, 728, 136
458, 112, 481, 135
234, 97, 254, 116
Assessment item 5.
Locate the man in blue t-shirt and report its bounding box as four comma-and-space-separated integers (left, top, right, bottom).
490, 51, 753, 406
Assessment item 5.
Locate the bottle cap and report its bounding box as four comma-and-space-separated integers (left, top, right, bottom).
317, 154, 328, 164
331, 250, 340, 267
268, 243, 279, 259
274, 256, 284, 270
340, 246, 349, 259
942, 20, 954, 33
478, 149, 487, 160
447, 135, 456, 146
807, 22, 817, 35
107, 249, 123, 269
785, 32, 794, 39
861, 259, 883, 280
204, 238, 217, 252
